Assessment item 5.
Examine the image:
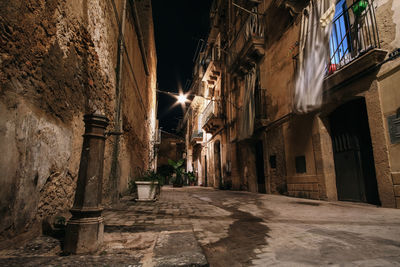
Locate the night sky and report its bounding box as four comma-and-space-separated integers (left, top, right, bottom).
152, 0, 213, 133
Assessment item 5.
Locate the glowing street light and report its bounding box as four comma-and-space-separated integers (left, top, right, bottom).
178, 94, 187, 104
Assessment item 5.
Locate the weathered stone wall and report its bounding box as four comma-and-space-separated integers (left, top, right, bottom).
263, 126, 287, 195
375, 0, 400, 208
375, 0, 400, 51
0, 0, 157, 239
377, 59, 400, 208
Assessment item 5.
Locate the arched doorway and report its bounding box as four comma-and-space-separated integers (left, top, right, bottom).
214, 141, 222, 188
329, 98, 380, 205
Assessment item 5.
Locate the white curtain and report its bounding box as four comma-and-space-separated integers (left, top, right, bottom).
294, 0, 335, 113
238, 68, 256, 141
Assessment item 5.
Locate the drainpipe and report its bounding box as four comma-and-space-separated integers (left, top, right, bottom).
109, 0, 127, 203
129, 0, 150, 76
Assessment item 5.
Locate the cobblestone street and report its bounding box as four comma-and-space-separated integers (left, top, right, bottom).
1, 186, 400, 266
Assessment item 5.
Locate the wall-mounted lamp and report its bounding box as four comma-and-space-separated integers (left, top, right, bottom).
157, 89, 240, 110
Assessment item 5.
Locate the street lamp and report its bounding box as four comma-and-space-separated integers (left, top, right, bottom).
178, 94, 187, 104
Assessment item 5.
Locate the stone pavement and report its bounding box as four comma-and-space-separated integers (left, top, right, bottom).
1, 186, 400, 266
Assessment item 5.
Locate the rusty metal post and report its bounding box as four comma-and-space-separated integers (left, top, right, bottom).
64, 114, 109, 254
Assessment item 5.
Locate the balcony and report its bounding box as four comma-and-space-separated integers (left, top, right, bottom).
325, 0, 386, 87
202, 101, 223, 134
190, 130, 203, 145
201, 45, 221, 88
228, 13, 265, 75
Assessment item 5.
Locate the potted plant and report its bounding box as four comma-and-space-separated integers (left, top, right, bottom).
133, 170, 163, 201
352, 0, 368, 17
186, 171, 196, 186
168, 159, 184, 187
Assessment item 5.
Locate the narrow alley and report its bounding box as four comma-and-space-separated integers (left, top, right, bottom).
1, 187, 400, 266
1, 0, 400, 266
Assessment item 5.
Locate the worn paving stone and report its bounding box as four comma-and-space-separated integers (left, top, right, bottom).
2, 186, 400, 266
152, 231, 208, 267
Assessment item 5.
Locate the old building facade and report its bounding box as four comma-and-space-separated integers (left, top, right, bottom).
183, 0, 400, 208
0, 0, 157, 239
157, 130, 185, 169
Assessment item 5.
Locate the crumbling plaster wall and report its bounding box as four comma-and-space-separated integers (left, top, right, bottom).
263, 126, 287, 195
0, 0, 156, 238
375, 0, 400, 51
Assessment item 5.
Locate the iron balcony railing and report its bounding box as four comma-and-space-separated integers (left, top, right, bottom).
201, 101, 216, 127
202, 45, 220, 74
228, 11, 265, 67
193, 44, 220, 80
191, 130, 203, 141
327, 0, 379, 75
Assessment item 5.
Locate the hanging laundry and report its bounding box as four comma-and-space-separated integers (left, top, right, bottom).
238, 68, 256, 140
294, 0, 335, 113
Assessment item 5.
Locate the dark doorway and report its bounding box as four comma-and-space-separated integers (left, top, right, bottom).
214, 141, 222, 189
255, 140, 266, 193
329, 98, 380, 205
204, 155, 208, 187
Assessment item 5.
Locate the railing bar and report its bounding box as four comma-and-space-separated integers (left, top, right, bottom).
363, 19, 369, 50
364, 11, 373, 49
334, 22, 339, 64
330, 27, 351, 63
370, 0, 380, 48
338, 17, 346, 63
367, 3, 377, 47
344, 5, 353, 55
358, 21, 363, 52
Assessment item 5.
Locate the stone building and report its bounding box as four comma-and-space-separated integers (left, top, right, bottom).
183, 0, 400, 207
0, 0, 157, 239
157, 130, 185, 169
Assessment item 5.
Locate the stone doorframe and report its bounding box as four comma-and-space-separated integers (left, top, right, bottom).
315, 84, 396, 207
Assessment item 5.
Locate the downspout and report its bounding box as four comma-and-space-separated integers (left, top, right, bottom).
129, 0, 150, 76
110, 0, 127, 203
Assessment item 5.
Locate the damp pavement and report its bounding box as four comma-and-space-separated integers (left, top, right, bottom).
1, 186, 400, 266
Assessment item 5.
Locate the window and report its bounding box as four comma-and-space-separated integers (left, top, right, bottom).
269, 155, 277, 169
295, 156, 307, 173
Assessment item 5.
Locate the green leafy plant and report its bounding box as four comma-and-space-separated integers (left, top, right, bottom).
168, 159, 185, 187
186, 171, 196, 185
352, 0, 368, 17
